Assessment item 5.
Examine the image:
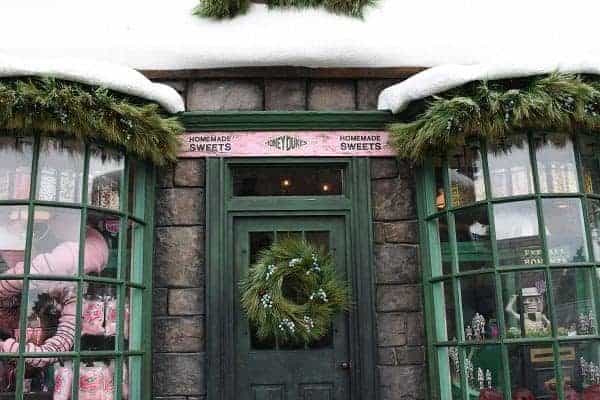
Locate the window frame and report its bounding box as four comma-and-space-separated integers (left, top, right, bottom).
417, 131, 600, 400
0, 134, 155, 400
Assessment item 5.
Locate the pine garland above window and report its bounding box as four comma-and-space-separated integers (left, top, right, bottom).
0, 78, 184, 165
194, 0, 376, 19
388, 73, 600, 161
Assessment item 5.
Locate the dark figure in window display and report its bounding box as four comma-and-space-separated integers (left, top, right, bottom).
0, 208, 108, 390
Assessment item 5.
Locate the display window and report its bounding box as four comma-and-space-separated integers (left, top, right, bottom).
420, 132, 600, 400
0, 135, 151, 399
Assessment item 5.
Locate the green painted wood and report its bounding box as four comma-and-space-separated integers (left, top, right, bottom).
206, 157, 377, 400
181, 111, 394, 132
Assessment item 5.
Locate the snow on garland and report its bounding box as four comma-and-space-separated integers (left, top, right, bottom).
388, 73, 600, 161
0, 78, 183, 165
240, 238, 349, 344
194, 0, 376, 19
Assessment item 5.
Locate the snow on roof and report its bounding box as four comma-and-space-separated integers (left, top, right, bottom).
378, 61, 600, 114
2, 0, 600, 71
0, 53, 184, 113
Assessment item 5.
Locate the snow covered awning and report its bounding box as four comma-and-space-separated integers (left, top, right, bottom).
0, 53, 184, 113
377, 61, 600, 114
3, 0, 600, 71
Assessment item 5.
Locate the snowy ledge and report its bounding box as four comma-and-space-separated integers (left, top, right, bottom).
0, 53, 184, 113
378, 61, 600, 114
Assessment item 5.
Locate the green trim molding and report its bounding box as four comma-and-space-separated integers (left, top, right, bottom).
0, 78, 184, 165
389, 73, 600, 161
194, 0, 377, 19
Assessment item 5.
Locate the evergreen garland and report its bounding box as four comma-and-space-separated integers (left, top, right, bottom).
0, 78, 184, 165
388, 73, 600, 161
240, 238, 350, 344
194, 0, 376, 19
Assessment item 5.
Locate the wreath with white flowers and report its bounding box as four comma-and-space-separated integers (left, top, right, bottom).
240, 238, 350, 344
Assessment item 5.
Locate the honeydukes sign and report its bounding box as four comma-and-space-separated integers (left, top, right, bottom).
179, 131, 395, 157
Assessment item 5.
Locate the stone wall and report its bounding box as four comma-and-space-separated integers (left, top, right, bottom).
155, 78, 401, 111
371, 158, 425, 400
153, 159, 207, 400
151, 74, 426, 400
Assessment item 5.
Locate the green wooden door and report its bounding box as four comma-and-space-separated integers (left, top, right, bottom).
234, 216, 350, 400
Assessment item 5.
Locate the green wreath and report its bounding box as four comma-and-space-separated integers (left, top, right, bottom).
240, 238, 350, 344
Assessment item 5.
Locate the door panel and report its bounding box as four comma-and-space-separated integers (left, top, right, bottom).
234, 216, 350, 400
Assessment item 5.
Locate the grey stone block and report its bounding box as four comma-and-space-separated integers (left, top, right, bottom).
153, 288, 168, 316
187, 80, 263, 111
357, 79, 400, 110
157, 165, 174, 189
154, 226, 204, 287
174, 159, 206, 188
377, 347, 398, 366
383, 221, 419, 244
395, 346, 425, 365
377, 313, 407, 347
376, 284, 422, 312
379, 365, 426, 399
155, 80, 187, 102
372, 176, 416, 221
373, 222, 386, 244
375, 244, 419, 284
169, 288, 205, 316
370, 158, 399, 180
308, 80, 355, 110
265, 79, 306, 110
153, 317, 205, 352
153, 353, 206, 396
155, 188, 205, 227
405, 312, 425, 345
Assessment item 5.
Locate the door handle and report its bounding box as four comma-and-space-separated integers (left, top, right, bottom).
339, 361, 351, 370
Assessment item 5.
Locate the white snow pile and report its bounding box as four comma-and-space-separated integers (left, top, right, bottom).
0, 53, 184, 113
2, 0, 600, 71
378, 61, 600, 114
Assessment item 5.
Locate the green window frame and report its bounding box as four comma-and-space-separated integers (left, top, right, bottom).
418, 131, 600, 400
0, 134, 155, 400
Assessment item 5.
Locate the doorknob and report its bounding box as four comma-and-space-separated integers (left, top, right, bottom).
339, 361, 351, 370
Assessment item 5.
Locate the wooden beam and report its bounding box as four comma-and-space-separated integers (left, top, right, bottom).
140, 66, 425, 80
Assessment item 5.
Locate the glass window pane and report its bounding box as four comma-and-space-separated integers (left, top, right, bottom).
552, 268, 596, 337
0, 279, 22, 339
494, 200, 542, 266
78, 359, 115, 400
454, 206, 492, 272
0, 137, 33, 201
460, 275, 498, 341
449, 143, 486, 207
507, 344, 556, 399
462, 345, 505, 396
88, 145, 124, 210
587, 199, 600, 261
543, 198, 588, 263
0, 358, 18, 395
434, 217, 452, 276
568, 341, 600, 396
232, 165, 344, 196
433, 281, 456, 342
36, 138, 84, 203
535, 133, 579, 193
502, 270, 551, 338
30, 207, 81, 277
305, 231, 330, 253
20, 280, 78, 356
0, 206, 28, 273
81, 283, 117, 351
487, 134, 534, 198
440, 347, 462, 400
128, 160, 145, 218
579, 135, 600, 194
433, 157, 446, 211
87, 212, 120, 279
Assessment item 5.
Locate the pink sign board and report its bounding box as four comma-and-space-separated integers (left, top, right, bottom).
179, 131, 396, 157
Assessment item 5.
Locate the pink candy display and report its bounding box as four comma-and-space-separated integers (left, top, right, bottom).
79, 363, 113, 400
53, 363, 74, 400
82, 299, 105, 336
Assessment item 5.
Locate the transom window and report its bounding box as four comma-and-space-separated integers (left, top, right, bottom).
420, 131, 600, 400
0, 135, 151, 399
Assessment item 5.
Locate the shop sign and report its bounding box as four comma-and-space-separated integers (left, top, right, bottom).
179, 131, 396, 157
